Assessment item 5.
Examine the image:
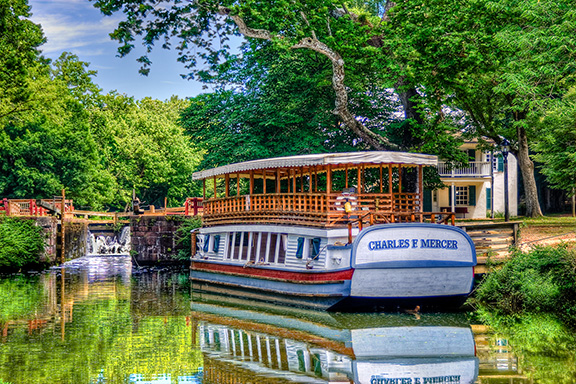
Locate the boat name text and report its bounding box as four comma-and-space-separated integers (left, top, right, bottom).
370, 375, 461, 384
367, 239, 458, 251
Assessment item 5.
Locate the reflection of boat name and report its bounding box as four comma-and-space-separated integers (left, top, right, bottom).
368, 239, 459, 251
370, 375, 461, 384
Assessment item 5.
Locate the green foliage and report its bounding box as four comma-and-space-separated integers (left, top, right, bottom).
386, 0, 576, 216
1, 43, 202, 210
533, 89, 576, 194
92, 0, 465, 162
174, 215, 203, 261
90, 94, 203, 208
0, 275, 45, 322
0, 271, 202, 383
475, 310, 576, 383
0, 0, 46, 118
0, 217, 45, 269
474, 245, 576, 326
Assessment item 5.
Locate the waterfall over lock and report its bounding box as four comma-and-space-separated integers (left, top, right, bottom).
87, 226, 131, 255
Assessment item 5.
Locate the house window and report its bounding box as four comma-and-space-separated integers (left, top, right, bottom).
455, 186, 469, 206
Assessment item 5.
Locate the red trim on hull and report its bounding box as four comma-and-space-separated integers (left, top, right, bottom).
191, 261, 353, 282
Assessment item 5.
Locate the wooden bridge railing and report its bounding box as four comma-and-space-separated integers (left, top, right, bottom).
0, 197, 204, 219
0, 198, 74, 217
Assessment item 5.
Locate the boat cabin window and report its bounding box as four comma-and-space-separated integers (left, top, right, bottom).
264, 233, 286, 264
296, 237, 322, 260
226, 232, 286, 264
213, 235, 220, 253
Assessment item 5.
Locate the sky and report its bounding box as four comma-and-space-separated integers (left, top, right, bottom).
28, 0, 208, 100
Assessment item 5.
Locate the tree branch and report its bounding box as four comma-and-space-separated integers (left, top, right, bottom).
293, 37, 397, 149
218, 7, 398, 150
218, 7, 272, 40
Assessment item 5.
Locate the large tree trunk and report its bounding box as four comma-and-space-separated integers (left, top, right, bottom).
516, 125, 543, 217
395, 77, 425, 149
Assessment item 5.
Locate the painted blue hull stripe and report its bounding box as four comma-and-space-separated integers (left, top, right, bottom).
354, 260, 476, 269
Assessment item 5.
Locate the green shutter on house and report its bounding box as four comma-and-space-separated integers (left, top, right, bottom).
486, 188, 492, 209
469, 185, 476, 206
497, 155, 504, 172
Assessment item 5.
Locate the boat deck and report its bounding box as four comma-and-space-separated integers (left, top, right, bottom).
202, 192, 455, 227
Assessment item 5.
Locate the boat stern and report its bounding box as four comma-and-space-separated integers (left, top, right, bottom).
349, 223, 477, 302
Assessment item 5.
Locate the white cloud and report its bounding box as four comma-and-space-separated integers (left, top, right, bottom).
35, 16, 120, 54
30, 0, 122, 56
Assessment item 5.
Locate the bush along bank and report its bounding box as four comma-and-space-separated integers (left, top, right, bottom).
0, 217, 46, 271
472, 244, 576, 327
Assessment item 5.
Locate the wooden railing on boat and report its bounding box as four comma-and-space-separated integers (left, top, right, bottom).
202, 192, 454, 228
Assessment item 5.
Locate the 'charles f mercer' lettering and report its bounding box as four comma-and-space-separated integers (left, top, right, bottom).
367, 238, 459, 250
420, 239, 458, 250
368, 239, 410, 250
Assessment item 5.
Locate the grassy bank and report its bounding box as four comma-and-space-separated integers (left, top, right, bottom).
0, 217, 46, 271
472, 244, 576, 327
518, 214, 576, 245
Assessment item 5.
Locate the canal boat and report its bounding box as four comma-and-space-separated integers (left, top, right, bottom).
191, 300, 479, 383
190, 151, 477, 310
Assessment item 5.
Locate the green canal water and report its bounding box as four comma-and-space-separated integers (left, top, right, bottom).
0, 255, 574, 384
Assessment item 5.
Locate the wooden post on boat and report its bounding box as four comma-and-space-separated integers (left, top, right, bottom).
419, 165, 424, 212
236, 172, 240, 196
379, 165, 383, 193
60, 189, 65, 264
398, 164, 402, 193
191, 230, 197, 257
347, 222, 353, 244
225, 174, 230, 197
326, 165, 332, 218
357, 166, 362, 194
276, 169, 281, 193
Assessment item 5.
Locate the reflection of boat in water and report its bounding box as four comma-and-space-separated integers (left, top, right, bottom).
190, 296, 479, 383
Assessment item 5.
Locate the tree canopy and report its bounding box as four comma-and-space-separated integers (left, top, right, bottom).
91, 0, 468, 165
0, 2, 203, 209
0, 0, 46, 118
385, 0, 576, 216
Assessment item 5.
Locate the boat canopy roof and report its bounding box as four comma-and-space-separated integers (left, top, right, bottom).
192, 151, 437, 180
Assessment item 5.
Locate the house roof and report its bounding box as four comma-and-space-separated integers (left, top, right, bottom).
192, 151, 438, 180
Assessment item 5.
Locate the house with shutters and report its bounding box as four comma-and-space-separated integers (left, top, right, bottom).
429, 139, 518, 219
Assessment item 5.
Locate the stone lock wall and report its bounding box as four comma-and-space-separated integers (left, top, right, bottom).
130, 216, 187, 265
63, 220, 88, 261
